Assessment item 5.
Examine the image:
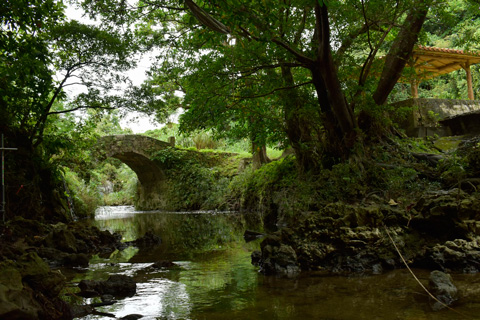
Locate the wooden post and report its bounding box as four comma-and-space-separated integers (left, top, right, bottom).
408, 58, 419, 99
168, 136, 175, 147
411, 78, 419, 98
463, 61, 474, 100
1, 134, 18, 223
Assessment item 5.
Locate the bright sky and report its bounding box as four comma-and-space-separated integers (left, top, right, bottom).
64, 5, 162, 133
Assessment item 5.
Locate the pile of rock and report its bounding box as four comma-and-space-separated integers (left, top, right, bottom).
0, 218, 124, 319
253, 189, 480, 276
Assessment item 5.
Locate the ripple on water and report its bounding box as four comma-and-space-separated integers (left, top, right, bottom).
105, 278, 191, 319
79, 207, 480, 320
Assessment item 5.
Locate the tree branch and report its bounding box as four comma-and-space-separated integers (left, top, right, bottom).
271, 38, 314, 65
372, 1, 430, 105
138, 0, 184, 11
232, 80, 313, 99
184, 0, 231, 34
46, 105, 115, 116
293, 7, 308, 45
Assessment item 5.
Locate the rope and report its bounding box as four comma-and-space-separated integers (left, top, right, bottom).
382, 224, 471, 318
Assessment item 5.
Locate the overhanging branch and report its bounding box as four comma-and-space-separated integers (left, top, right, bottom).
232, 80, 313, 99
271, 38, 314, 65
47, 105, 115, 116
184, 0, 231, 34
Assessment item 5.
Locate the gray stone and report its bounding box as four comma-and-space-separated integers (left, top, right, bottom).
428, 270, 458, 311
78, 275, 136, 298
119, 314, 143, 320
96, 135, 171, 210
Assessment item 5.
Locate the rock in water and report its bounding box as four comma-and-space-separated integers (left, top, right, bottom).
78, 275, 136, 298
428, 270, 458, 311
119, 314, 143, 320
104, 274, 137, 297
127, 231, 162, 247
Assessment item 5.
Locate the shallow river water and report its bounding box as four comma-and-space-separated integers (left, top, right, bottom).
74, 206, 480, 320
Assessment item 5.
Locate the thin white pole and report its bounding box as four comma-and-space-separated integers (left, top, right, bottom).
1, 134, 18, 223
1, 134, 4, 223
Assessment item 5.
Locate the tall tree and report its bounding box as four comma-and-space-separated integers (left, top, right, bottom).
133, 0, 432, 166
1, 0, 140, 148
0, 0, 142, 220
82, 0, 436, 169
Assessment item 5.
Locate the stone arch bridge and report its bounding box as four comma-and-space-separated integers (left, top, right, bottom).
95, 135, 174, 209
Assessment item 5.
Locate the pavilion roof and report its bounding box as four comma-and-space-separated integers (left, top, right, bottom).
412, 45, 480, 79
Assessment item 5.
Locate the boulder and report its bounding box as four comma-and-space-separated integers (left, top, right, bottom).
24, 270, 66, 298
77, 279, 102, 297
424, 239, 480, 273
0, 260, 39, 320
104, 275, 136, 297
428, 270, 458, 311
259, 242, 300, 277
43, 227, 78, 253
63, 253, 90, 268
151, 260, 177, 269
78, 275, 136, 298
16, 252, 50, 277
127, 231, 162, 247
0, 253, 67, 320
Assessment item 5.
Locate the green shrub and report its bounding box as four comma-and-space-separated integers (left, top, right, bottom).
227, 157, 314, 226
63, 168, 100, 218
151, 148, 234, 210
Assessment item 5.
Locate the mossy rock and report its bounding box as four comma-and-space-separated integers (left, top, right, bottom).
6, 217, 52, 240
0, 260, 41, 320
15, 252, 50, 277
0, 260, 23, 291
43, 228, 78, 253
25, 271, 66, 298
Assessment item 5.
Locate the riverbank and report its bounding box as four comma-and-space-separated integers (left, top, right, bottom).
246, 136, 480, 276
253, 190, 480, 276
1, 135, 480, 319
0, 218, 124, 319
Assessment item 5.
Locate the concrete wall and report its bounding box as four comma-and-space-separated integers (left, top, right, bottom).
390, 98, 480, 137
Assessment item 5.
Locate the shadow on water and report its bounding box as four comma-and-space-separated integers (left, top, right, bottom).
74, 206, 480, 320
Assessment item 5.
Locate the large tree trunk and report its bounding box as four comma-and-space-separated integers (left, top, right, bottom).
252, 142, 269, 170
372, 2, 430, 105
310, 3, 357, 159
280, 65, 317, 171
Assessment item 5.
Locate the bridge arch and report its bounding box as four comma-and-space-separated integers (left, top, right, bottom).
96, 135, 173, 209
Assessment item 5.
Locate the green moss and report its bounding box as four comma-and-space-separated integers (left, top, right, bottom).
16, 252, 50, 277
148, 147, 242, 211
434, 137, 463, 152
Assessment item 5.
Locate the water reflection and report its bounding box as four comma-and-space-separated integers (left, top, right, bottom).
78, 206, 259, 320
75, 206, 480, 320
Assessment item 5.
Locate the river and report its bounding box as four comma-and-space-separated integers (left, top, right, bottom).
73, 206, 480, 320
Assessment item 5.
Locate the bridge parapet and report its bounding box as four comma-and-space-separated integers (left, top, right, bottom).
98, 134, 172, 159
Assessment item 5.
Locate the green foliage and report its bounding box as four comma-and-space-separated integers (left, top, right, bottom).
227, 157, 313, 223
447, 137, 480, 181
90, 160, 137, 206
63, 168, 100, 219
1, 0, 141, 152
60, 110, 136, 212
151, 148, 234, 210
438, 155, 467, 184
144, 125, 258, 154
125, 0, 441, 169
465, 142, 480, 175
4, 0, 479, 225
226, 136, 450, 227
